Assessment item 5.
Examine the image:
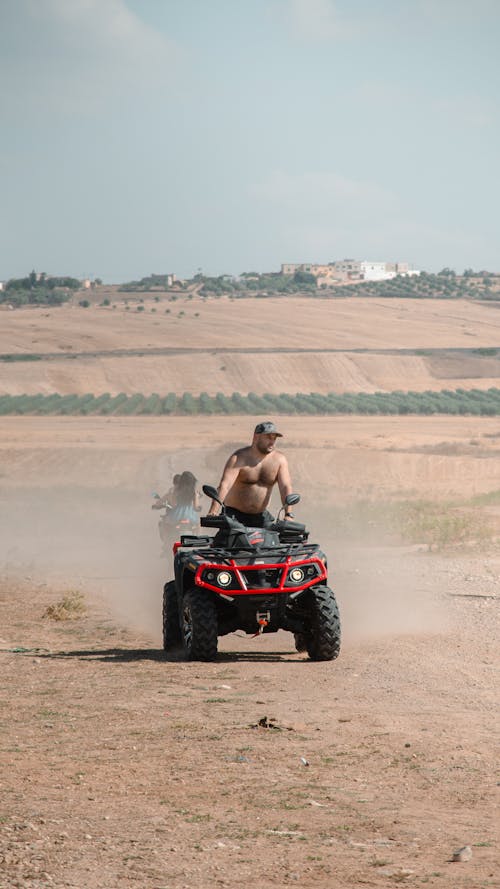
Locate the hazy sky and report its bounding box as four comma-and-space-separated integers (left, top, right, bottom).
1, 0, 499, 282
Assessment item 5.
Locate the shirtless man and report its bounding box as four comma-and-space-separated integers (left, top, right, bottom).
208, 421, 295, 526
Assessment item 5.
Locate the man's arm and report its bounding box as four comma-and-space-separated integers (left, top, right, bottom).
277, 455, 294, 518
208, 454, 240, 515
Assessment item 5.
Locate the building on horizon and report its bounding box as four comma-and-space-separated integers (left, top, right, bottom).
280, 259, 420, 283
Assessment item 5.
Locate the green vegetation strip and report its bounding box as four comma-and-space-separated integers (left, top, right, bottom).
118, 269, 500, 300
1, 389, 500, 416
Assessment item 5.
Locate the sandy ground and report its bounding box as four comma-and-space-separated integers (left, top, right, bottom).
0, 519, 498, 889
1, 296, 499, 887
1, 297, 499, 395
0, 414, 499, 888
2, 297, 500, 355
2, 350, 500, 397
1, 415, 500, 500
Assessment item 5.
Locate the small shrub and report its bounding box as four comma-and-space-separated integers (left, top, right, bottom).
43, 592, 86, 621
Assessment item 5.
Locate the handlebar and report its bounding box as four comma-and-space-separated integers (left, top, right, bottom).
200, 513, 306, 534
200, 515, 226, 528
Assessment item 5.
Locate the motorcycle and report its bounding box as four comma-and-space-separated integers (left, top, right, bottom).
152, 493, 199, 558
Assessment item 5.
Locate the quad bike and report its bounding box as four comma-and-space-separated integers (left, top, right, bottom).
162, 485, 341, 662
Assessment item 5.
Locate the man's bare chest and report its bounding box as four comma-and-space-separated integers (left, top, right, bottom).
238, 459, 279, 487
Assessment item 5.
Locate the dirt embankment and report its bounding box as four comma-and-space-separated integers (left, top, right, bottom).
1, 297, 499, 395
1, 415, 500, 501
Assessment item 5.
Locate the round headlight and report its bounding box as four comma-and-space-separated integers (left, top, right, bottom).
217, 571, 232, 587
290, 567, 305, 583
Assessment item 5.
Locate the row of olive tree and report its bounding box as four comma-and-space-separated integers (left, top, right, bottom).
1, 389, 500, 416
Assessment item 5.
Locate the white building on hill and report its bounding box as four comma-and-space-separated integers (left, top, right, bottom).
281, 259, 420, 283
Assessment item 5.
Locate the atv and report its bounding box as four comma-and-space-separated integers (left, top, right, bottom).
162, 485, 341, 662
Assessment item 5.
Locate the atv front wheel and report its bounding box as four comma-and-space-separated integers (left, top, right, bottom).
305, 585, 341, 662
181, 586, 218, 661
294, 633, 307, 653
163, 581, 181, 650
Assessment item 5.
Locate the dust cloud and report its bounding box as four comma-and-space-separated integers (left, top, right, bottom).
0, 486, 165, 639
0, 452, 447, 650
301, 502, 448, 645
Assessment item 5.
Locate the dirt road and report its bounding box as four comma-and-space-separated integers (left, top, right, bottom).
0, 412, 498, 887
1, 544, 498, 889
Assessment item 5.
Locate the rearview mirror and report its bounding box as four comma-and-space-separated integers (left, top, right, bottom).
202, 484, 222, 505
285, 493, 300, 506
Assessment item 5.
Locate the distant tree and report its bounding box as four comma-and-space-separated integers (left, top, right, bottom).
293, 270, 317, 286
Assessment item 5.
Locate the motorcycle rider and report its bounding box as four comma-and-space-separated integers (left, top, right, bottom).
168, 471, 201, 526
153, 473, 180, 550
207, 421, 295, 526
154, 472, 201, 551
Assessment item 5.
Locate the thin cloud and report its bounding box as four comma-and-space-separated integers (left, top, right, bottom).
0, 0, 180, 116
415, 0, 499, 23
351, 80, 498, 129
429, 93, 498, 129
250, 169, 395, 223
284, 0, 352, 41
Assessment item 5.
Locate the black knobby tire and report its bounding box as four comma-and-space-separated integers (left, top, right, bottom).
305, 585, 341, 662
294, 633, 307, 653
181, 586, 218, 661
163, 581, 181, 650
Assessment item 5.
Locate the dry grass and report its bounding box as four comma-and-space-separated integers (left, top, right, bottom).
397, 501, 490, 549
1, 296, 499, 396
326, 497, 494, 549
43, 591, 86, 621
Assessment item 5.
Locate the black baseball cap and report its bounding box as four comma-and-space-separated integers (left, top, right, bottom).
254, 421, 283, 437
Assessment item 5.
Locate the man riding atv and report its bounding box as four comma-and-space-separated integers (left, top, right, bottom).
208, 421, 296, 527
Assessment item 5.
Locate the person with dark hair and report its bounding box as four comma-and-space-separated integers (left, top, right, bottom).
153, 472, 200, 552
153, 473, 180, 512
167, 473, 181, 508
169, 470, 201, 525
208, 421, 294, 527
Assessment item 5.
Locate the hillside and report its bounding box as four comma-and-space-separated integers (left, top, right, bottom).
1, 296, 499, 396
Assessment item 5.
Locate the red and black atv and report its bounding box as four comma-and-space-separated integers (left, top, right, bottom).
162, 485, 341, 662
